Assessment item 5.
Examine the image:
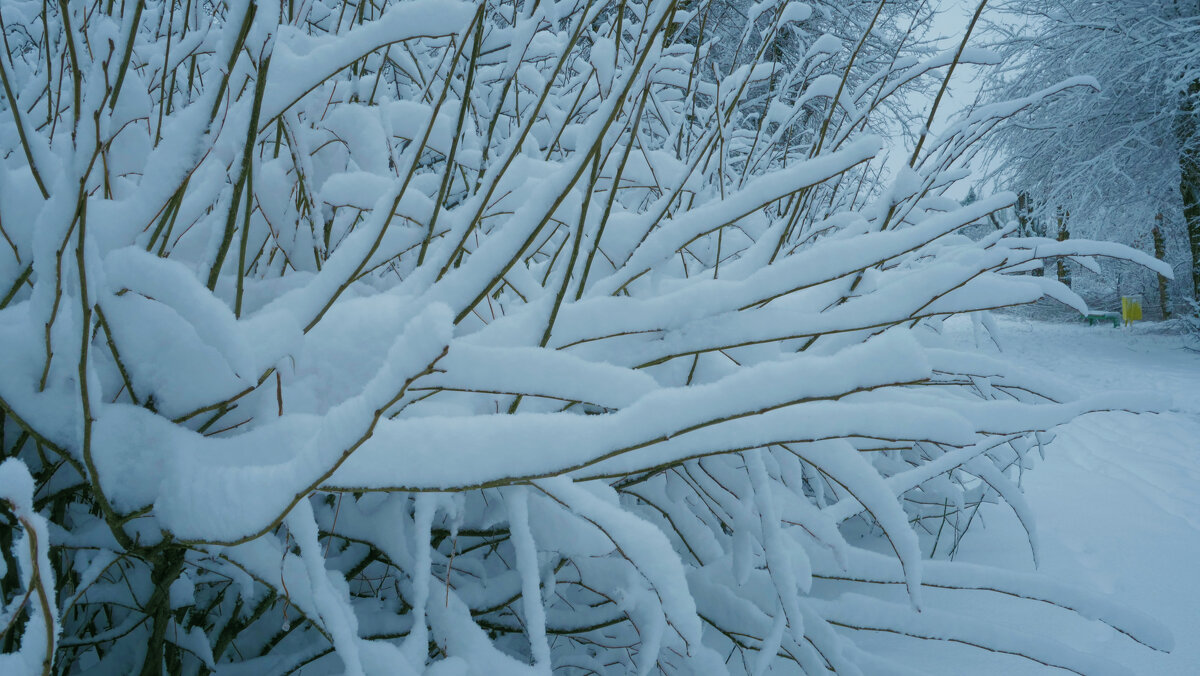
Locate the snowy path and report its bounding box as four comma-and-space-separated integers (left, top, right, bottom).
871, 317, 1200, 675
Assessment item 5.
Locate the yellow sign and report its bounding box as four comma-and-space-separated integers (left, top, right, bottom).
1121, 296, 1142, 325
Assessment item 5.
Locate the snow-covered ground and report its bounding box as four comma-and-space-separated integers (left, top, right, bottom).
868, 316, 1200, 674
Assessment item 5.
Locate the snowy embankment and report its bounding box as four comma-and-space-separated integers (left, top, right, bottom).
878, 316, 1200, 675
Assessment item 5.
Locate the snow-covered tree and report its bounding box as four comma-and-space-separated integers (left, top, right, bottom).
0, 0, 1174, 674
979, 0, 1200, 303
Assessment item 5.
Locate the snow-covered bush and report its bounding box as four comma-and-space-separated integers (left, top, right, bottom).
0, 0, 1175, 674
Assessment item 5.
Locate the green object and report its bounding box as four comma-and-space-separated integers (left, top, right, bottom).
1082, 312, 1120, 328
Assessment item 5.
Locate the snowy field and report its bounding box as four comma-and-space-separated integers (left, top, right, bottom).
870, 316, 1200, 675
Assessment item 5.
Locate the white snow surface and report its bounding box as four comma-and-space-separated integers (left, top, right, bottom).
871, 316, 1200, 675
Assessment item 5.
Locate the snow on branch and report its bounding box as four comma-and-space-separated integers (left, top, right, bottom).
0, 0, 1173, 674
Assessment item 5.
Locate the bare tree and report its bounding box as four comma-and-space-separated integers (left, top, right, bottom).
981, 0, 1200, 301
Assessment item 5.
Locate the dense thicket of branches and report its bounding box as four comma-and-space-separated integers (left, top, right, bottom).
0, 1, 1174, 674
980, 0, 1200, 303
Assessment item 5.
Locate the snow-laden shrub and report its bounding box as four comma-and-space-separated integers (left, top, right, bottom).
1181, 299, 1200, 348
0, 0, 1175, 674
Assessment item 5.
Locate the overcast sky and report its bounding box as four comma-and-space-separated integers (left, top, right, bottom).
919, 0, 994, 197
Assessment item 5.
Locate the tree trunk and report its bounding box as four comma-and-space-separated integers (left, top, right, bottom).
1153, 216, 1170, 319
1056, 208, 1070, 287
1017, 192, 1044, 276
1180, 79, 1200, 301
